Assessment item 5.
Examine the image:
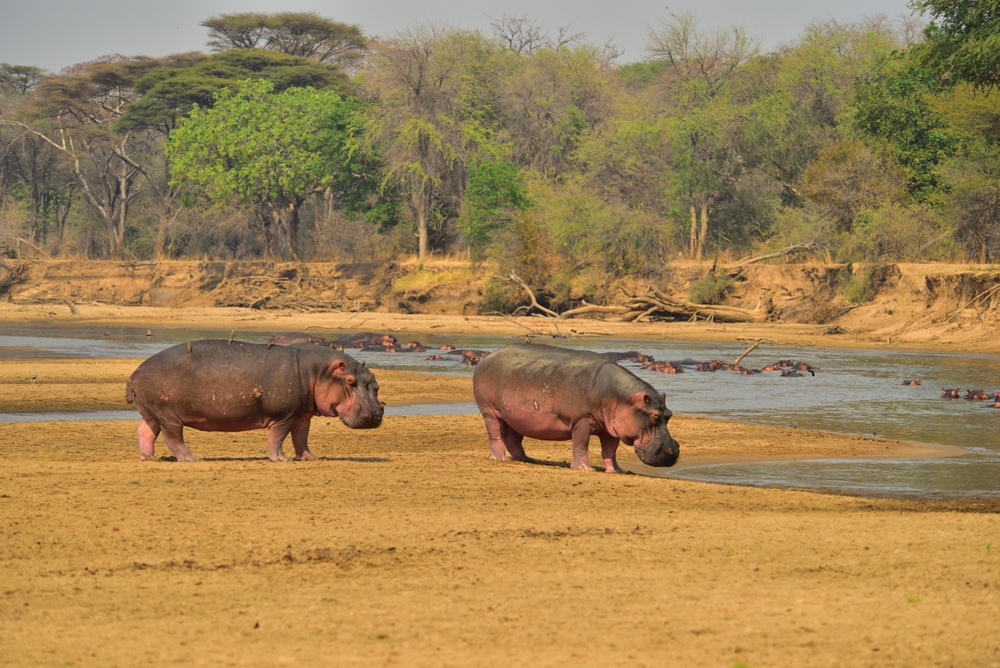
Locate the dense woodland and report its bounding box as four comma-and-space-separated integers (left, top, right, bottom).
2, 3, 1000, 308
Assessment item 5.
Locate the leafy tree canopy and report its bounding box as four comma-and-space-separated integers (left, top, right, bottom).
913, 0, 1000, 90
117, 49, 350, 134
202, 12, 366, 67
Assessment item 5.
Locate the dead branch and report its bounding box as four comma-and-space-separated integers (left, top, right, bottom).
724, 242, 818, 275
946, 282, 1000, 323
500, 272, 559, 318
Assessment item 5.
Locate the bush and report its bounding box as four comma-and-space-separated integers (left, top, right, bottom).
688, 272, 733, 305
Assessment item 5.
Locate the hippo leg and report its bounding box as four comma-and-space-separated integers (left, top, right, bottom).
266, 421, 295, 462
599, 434, 623, 474
160, 423, 198, 462
481, 412, 527, 461
570, 423, 595, 471
290, 414, 316, 461
137, 418, 160, 461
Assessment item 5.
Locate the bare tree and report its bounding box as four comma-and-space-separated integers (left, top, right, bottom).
645, 10, 760, 97
490, 13, 585, 55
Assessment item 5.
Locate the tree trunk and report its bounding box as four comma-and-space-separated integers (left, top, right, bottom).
689, 204, 697, 258
414, 189, 429, 263
285, 201, 301, 261
696, 202, 708, 261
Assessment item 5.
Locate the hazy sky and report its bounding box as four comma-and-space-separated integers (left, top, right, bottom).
1, 0, 919, 73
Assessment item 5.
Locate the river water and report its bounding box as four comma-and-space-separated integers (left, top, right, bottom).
2, 324, 997, 497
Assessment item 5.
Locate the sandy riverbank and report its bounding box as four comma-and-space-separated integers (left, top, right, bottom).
1, 314, 999, 666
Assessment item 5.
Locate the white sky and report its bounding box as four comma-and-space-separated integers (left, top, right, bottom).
0, 0, 919, 72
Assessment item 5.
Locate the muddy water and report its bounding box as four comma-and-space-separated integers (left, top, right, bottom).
2, 324, 998, 496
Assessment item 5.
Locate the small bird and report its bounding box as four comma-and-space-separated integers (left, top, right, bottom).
145, 329, 152, 337
228, 330, 235, 344
26, 373, 37, 383
525, 335, 531, 344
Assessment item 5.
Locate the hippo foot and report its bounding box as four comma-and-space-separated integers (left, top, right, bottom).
139, 452, 156, 461
269, 453, 289, 462
572, 461, 595, 471
294, 450, 317, 461
175, 454, 198, 462
603, 466, 625, 474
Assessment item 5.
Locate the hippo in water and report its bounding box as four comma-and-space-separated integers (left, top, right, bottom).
126, 340, 383, 462
272, 332, 329, 346
942, 388, 961, 399
472, 344, 679, 473
334, 332, 398, 348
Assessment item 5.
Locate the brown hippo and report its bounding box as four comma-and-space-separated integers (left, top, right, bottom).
334, 332, 398, 348
126, 340, 383, 462
902, 379, 922, 386
942, 388, 961, 399
965, 389, 991, 401
472, 344, 679, 473
272, 332, 328, 346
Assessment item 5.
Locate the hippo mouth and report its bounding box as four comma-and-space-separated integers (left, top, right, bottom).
632, 435, 679, 468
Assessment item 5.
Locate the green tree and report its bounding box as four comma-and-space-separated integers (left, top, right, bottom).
913, 0, 1000, 90
462, 160, 532, 257
166, 79, 371, 259
852, 52, 957, 198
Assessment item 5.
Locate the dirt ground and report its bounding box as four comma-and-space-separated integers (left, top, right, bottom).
2, 312, 1000, 667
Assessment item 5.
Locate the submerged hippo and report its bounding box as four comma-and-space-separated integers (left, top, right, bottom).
472, 344, 679, 473
273, 332, 328, 345
334, 332, 398, 348
126, 340, 383, 462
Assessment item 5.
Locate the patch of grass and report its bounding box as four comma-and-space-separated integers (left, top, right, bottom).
688, 272, 733, 305
393, 267, 474, 293
906, 595, 921, 603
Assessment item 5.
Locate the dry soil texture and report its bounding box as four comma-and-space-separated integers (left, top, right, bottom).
2, 359, 999, 666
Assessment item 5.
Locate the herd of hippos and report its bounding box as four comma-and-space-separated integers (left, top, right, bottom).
122, 330, 996, 468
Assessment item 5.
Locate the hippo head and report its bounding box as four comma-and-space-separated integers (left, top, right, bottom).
314, 357, 384, 429
380, 334, 398, 347
614, 391, 679, 468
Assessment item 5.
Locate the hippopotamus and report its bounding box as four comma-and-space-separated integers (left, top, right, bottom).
902, 379, 922, 386
472, 344, 679, 473
125, 340, 383, 462
965, 389, 991, 401
942, 388, 961, 399
272, 332, 329, 346
334, 332, 398, 348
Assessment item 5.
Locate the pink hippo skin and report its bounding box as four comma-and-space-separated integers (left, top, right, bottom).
472, 344, 679, 473
126, 340, 383, 462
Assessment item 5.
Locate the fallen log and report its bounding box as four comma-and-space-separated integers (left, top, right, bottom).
558, 302, 631, 319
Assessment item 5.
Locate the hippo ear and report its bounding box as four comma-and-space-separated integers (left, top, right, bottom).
660, 392, 666, 403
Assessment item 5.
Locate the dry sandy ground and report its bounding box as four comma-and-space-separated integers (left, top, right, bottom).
2, 353, 999, 667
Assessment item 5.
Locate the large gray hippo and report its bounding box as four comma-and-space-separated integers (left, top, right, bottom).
472, 344, 679, 472
126, 340, 383, 462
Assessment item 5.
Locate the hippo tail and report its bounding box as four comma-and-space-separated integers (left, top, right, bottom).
125, 375, 135, 405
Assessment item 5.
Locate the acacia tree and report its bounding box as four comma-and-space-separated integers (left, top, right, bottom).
203, 12, 366, 68
166, 79, 374, 259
